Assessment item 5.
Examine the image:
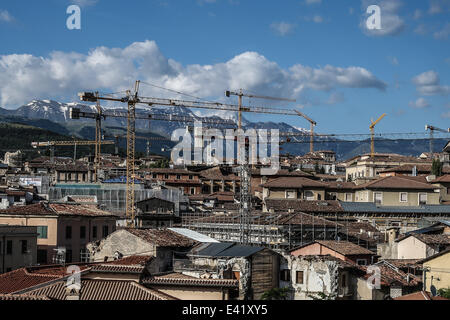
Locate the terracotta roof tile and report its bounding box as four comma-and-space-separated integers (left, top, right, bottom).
265, 199, 343, 213
25, 279, 176, 300
394, 291, 449, 300
0, 202, 116, 217
125, 228, 195, 247
261, 177, 327, 189
314, 240, 375, 256
0, 294, 50, 300
0, 268, 62, 294
143, 272, 239, 288
355, 176, 435, 190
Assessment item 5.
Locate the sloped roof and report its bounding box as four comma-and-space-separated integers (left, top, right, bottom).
355, 176, 435, 190
397, 234, 450, 245
315, 240, 375, 256
0, 294, 50, 300
340, 202, 450, 214
0, 202, 116, 217
143, 272, 238, 288
261, 177, 327, 189
0, 268, 62, 294
25, 279, 176, 300
432, 175, 450, 183
394, 291, 449, 300
264, 199, 343, 213
168, 228, 220, 243
125, 228, 195, 247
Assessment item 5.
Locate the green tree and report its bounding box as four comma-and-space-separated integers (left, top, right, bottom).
261, 288, 290, 300
437, 287, 450, 299
432, 158, 443, 177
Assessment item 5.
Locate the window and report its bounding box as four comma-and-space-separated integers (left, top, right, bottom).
176, 174, 181, 180
152, 173, 157, 179
345, 193, 353, 202
92, 226, 98, 238
189, 175, 193, 180
66, 226, 72, 239
447, 188, 450, 195
286, 190, 296, 199
21, 240, 28, 254
102, 225, 109, 238
419, 193, 427, 205
164, 174, 169, 179
296, 271, 304, 284
190, 188, 195, 195
280, 269, 291, 282
65, 249, 72, 263
374, 192, 382, 204
304, 191, 314, 201
37, 249, 47, 264
80, 226, 86, 239
356, 259, 367, 266
341, 273, 347, 287
400, 192, 408, 202
37, 226, 48, 239
6, 240, 12, 255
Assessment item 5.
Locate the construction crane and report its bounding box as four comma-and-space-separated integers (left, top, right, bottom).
369, 113, 387, 158
79, 83, 300, 229
225, 89, 296, 245
425, 125, 450, 159
31, 140, 114, 164
294, 110, 317, 154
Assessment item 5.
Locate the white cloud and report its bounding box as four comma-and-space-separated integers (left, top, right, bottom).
313, 15, 323, 23
434, 23, 450, 40
70, 0, 98, 7
413, 9, 422, 19
0, 9, 13, 22
0, 40, 387, 107
326, 92, 345, 105
414, 24, 427, 35
270, 22, 296, 36
360, 0, 405, 36
388, 56, 399, 65
409, 97, 430, 109
412, 70, 450, 96
428, 0, 450, 14
304, 0, 321, 5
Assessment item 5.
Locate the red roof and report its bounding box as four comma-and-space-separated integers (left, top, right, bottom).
0, 268, 62, 294
394, 291, 449, 300
355, 176, 435, 190
261, 177, 327, 189
0, 202, 116, 217
143, 272, 239, 288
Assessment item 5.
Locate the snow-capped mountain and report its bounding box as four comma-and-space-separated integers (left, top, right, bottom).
4, 99, 309, 139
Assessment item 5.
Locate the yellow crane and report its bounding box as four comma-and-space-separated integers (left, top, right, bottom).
294, 110, 317, 154
369, 113, 387, 158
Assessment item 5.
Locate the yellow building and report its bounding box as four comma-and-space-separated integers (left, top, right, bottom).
421, 249, 450, 294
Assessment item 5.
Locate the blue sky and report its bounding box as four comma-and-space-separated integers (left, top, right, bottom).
0, 0, 448, 135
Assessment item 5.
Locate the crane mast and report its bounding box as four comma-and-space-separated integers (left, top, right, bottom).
369, 113, 387, 158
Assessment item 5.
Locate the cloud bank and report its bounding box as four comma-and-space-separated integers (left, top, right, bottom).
0, 40, 387, 108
